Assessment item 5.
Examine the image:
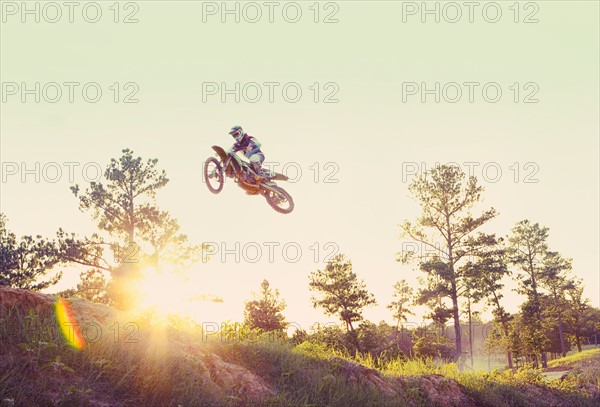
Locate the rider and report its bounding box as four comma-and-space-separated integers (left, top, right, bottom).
229, 125, 266, 179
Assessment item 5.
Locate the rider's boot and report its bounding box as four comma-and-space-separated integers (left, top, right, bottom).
252, 163, 265, 182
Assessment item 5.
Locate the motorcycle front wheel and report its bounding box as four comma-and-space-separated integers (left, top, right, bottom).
204, 157, 224, 194
264, 186, 294, 214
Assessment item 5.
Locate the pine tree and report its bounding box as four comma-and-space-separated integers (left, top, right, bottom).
243, 279, 287, 333
400, 165, 497, 358
0, 214, 62, 291
387, 279, 415, 328
309, 254, 376, 337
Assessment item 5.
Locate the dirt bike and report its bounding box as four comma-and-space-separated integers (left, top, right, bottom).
203, 145, 294, 214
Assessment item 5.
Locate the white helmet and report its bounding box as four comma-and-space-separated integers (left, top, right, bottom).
228, 125, 244, 142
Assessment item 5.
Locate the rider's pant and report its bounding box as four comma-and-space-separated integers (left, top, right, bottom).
249, 152, 265, 165
249, 153, 265, 173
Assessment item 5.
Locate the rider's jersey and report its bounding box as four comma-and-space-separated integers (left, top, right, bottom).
233, 134, 263, 158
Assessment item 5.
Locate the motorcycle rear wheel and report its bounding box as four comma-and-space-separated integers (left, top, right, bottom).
264, 186, 294, 214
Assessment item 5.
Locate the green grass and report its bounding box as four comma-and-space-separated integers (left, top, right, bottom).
547, 348, 600, 369
221, 341, 403, 407
219, 340, 600, 407
1, 300, 599, 407
0, 305, 222, 407
543, 348, 600, 404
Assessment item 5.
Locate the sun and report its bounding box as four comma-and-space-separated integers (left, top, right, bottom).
132, 264, 199, 324
129, 262, 236, 329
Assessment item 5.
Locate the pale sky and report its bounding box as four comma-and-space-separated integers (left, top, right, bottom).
1, 1, 598, 330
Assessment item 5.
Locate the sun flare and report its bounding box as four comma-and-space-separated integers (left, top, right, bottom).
132, 264, 199, 322
131, 264, 229, 327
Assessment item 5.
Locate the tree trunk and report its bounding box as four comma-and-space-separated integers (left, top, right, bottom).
446, 226, 461, 359
468, 297, 474, 369
552, 288, 567, 358
558, 312, 567, 358
449, 282, 461, 359
451, 290, 461, 359
530, 264, 547, 368
347, 320, 361, 355
502, 318, 513, 369
540, 352, 547, 368
448, 249, 462, 358
492, 292, 514, 369
501, 321, 513, 369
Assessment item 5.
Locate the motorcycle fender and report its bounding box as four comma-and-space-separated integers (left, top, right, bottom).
212, 145, 229, 162
261, 182, 281, 193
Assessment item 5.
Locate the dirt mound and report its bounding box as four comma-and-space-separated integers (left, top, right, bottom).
394, 374, 475, 407
203, 353, 277, 402
0, 285, 55, 316
332, 357, 473, 406
65, 297, 117, 325
0, 286, 277, 405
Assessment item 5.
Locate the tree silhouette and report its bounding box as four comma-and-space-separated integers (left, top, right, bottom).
0, 214, 62, 291
387, 279, 415, 328
565, 279, 600, 352
66, 148, 200, 309
309, 253, 377, 347
244, 279, 287, 333
462, 234, 513, 367
508, 219, 553, 368
400, 165, 497, 358
539, 251, 573, 357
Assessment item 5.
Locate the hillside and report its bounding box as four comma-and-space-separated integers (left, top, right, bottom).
0, 286, 598, 407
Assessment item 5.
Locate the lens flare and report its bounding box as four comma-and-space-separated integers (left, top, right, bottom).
55, 298, 85, 350
132, 264, 225, 325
